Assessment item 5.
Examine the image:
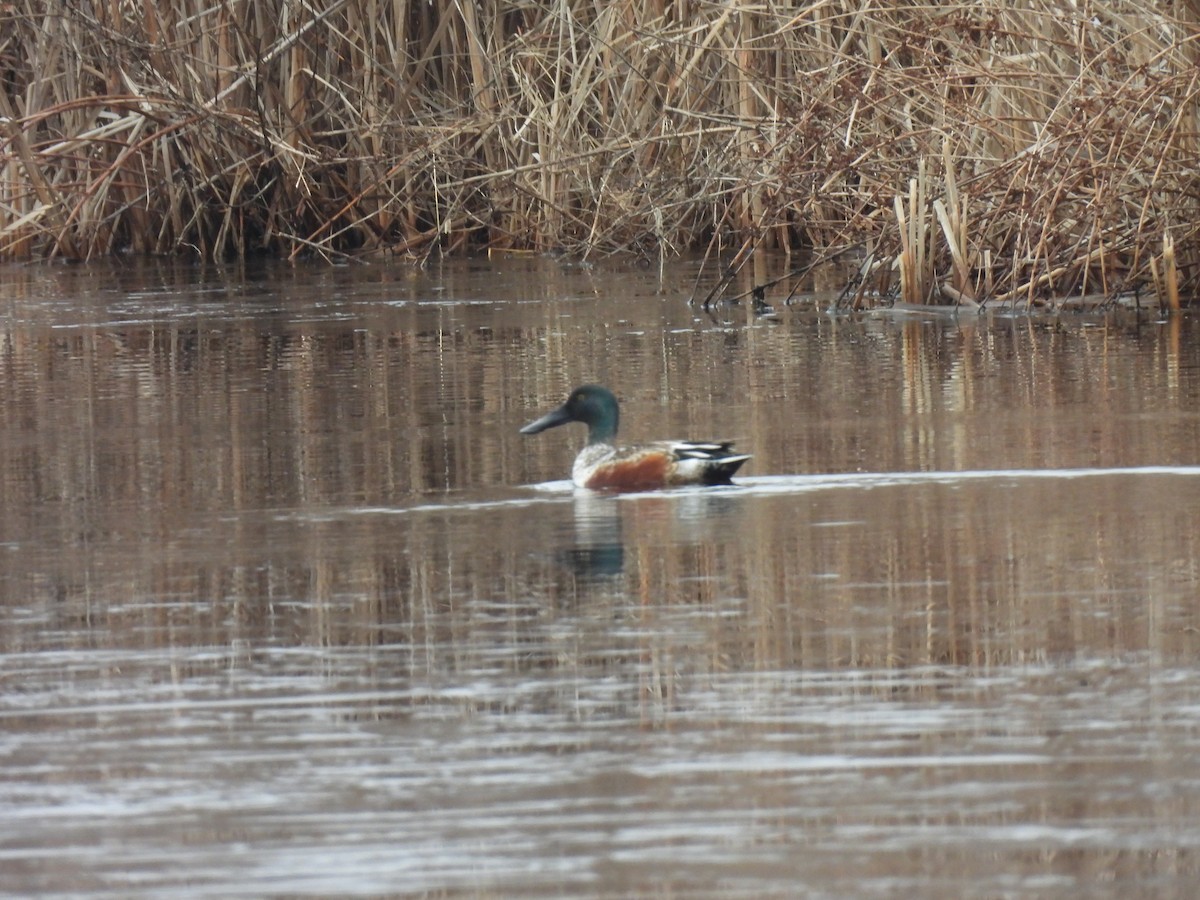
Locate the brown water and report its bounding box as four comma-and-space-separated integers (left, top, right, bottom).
2, 256, 1200, 898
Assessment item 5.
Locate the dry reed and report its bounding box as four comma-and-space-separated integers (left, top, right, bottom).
2, 1, 1200, 306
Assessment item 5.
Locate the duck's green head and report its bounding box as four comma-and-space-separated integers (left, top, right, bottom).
520, 384, 619, 445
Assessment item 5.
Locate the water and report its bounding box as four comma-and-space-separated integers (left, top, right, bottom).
2, 256, 1200, 897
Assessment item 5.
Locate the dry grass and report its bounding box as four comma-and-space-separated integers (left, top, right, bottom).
2, 1, 1200, 306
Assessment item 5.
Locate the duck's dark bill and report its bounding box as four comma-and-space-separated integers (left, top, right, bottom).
520, 404, 572, 434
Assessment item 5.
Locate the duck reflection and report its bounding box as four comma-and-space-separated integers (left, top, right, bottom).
561, 492, 624, 579
559, 488, 744, 581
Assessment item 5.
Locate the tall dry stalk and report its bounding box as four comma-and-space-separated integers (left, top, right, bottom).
1, 1, 1200, 305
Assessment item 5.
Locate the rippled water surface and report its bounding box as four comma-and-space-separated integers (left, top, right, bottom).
2, 257, 1200, 897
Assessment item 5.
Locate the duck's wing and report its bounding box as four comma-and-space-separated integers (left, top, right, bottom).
667, 440, 745, 460
664, 440, 751, 484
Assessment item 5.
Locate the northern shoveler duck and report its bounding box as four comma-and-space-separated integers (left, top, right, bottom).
520, 384, 750, 491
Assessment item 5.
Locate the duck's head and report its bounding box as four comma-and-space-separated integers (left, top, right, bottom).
520, 384, 619, 445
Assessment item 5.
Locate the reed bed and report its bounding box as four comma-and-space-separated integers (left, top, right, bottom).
2, 1, 1200, 306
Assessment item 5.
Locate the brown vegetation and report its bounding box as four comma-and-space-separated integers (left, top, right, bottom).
2, 1, 1200, 305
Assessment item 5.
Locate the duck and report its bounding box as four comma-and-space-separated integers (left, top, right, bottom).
520, 384, 750, 491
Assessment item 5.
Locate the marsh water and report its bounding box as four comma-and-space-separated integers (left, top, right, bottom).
2, 255, 1200, 898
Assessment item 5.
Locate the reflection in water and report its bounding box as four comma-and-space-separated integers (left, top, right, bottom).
2, 258, 1200, 896
559, 488, 751, 582
563, 491, 624, 579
